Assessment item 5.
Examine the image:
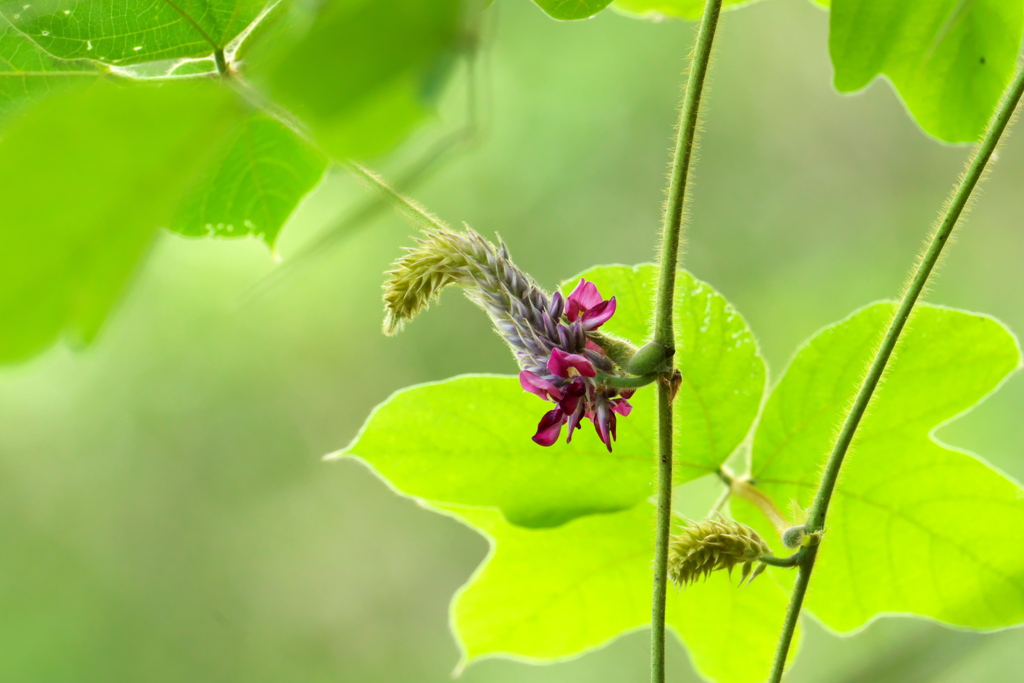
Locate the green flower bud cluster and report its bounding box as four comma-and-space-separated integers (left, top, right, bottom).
668, 517, 770, 587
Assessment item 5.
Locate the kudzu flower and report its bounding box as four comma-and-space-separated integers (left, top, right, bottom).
566, 278, 617, 330
668, 517, 770, 587
382, 226, 635, 451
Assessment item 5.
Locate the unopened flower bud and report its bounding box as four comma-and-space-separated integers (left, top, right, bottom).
781, 524, 806, 549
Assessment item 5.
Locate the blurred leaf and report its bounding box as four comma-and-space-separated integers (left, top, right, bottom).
246, 0, 472, 159
170, 112, 327, 246
0, 79, 241, 364
737, 303, 1024, 631
335, 265, 764, 527
0, 16, 104, 118
830, 0, 1024, 143
443, 502, 795, 683
0, 0, 268, 65
612, 0, 757, 20
532, 0, 614, 21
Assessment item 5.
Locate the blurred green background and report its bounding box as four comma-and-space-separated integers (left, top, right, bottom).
2, 0, 1023, 680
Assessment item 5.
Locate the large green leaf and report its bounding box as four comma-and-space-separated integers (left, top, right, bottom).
170, 112, 327, 246
333, 264, 764, 527
0, 17, 104, 118
564, 264, 766, 483
738, 303, 1024, 631
0, 79, 242, 364
830, 0, 1024, 143
338, 375, 656, 528
0, 0, 267, 65
246, 0, 471, 160
443, 502, 795, 683
532, 0, 614, 21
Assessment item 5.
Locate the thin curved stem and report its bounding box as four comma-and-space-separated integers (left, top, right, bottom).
595, 372, 658, 389
650, 2, 723, 682
345, 161, 450, 232
759, 548, 805, 568
767, 61, 1024, 683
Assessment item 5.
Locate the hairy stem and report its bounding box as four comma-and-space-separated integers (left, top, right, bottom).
767, 62, 1024, 683
760, 549, 805, 568
345, 161, 450, 232
768, 546, 816, 682
650, 2, 723, 682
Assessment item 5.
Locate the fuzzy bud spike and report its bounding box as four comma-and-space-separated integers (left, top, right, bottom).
382, 227, 550, 352
668, 517, 770, 588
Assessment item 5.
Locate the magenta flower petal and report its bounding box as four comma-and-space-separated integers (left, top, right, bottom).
567, 279, 604, 321
558, 378, 586, 414
532, 409, 566, 446
581, 297, 616, 330
547, 348, 597, 378
593, 412, 613, 452
565, 405, 585, 443
612, 398, 632, 416
566, 279, 616, 330
519, 370, 564, 401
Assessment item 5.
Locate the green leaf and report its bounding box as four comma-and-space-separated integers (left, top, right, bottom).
0, 79, 242, 364
169, 112, 327, 246
443, 502, 796, 683
612, 0, 758, 21
532, 0, 614, 21
738, 302, 1024, 631
0, 16, 104, 118
829, 0, 1024, 143
338, 375, 656, 528
246, 0, 471, 160
565, 265, 766, 483
0, 0, 267, 65
335, 265, 764, 527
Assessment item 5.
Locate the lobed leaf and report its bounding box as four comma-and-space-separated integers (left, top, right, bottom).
334, 264, 764, 527
737, 303, 1024, 632
829, 0, 1024, 143
567, 265, 766, 484
0, 79, 242, 364
443, 502, 795, 683
169, 112, 327, 246
338, 375, 657, 528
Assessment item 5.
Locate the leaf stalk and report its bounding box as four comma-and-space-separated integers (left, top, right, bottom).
766, 61, 1024, 683
650, 2, 723, 682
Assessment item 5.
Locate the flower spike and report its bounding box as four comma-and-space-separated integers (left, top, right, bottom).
668, 517, 770, 588
383, 227, 640, 451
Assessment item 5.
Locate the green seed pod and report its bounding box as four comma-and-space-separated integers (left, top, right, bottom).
625, 341, 673, 375
668, 517, 770, 588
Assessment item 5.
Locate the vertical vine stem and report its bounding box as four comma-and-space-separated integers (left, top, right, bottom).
650, 1, 723, 682
767, 61, 1024, 683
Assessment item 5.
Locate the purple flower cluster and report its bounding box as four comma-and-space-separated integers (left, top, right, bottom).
519, 279, 633, 452
382, 227, 637, 452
